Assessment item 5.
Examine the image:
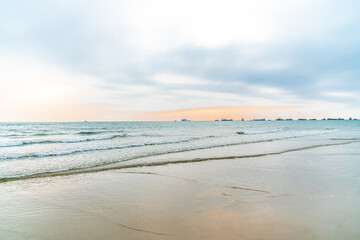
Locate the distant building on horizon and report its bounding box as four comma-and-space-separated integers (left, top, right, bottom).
221, 118, 233, 121
327, 118, 344, 120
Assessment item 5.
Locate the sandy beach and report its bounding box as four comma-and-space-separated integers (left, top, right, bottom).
2, 0, 360, 239
1, 133, 360, 240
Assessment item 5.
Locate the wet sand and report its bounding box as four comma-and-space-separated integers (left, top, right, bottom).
1, 137, 360, 239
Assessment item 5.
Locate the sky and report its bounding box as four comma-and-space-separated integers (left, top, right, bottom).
1, 0, 360, 121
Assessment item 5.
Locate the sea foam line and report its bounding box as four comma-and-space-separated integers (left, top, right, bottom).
237, 128, 285, 135
0, 138, 195, 160
0, 140, 358, 183
0, 130, 338, 161
0, 134, 128, 148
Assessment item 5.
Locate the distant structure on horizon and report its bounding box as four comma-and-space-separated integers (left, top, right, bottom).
258, 117, 357, 121
238, 117, 360, 122
176, 117, 358, 122
327, 118, 345, 120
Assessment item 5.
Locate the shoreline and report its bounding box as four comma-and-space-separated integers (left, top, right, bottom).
1, 135, 357, 184
1, 133, 360, 239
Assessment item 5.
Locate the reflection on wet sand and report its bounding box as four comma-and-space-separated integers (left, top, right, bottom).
122, 171, 271, 193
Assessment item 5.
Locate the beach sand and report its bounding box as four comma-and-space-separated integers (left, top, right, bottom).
1, 137, 360, 240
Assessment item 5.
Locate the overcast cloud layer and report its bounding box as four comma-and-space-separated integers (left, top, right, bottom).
1, 0, 360, 121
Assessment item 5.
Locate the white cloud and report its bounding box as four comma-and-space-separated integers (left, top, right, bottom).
254, 85, 285, 95
323, 91, 357, 98
152, 74, 213, 85
90, 0, 329, 51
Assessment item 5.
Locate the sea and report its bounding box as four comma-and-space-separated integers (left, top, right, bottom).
1, 120, 359, 182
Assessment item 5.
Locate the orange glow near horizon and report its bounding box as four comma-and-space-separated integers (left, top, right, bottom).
148, 105, 309, 121
1, 99, 350, 122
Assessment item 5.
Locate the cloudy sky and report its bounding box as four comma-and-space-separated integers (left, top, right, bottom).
1, 0, 360, 121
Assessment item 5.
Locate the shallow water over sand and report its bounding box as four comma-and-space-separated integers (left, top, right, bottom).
1, 120, 358, 181
1, 125, 360, 239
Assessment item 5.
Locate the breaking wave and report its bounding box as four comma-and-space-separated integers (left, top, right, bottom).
0, 134, 128, 148
1, 140, 358, 183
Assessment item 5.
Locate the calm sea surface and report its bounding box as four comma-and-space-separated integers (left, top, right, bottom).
1, 120, 359, 180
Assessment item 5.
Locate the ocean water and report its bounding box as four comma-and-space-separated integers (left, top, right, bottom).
0, 120, 359, 181
1, 120, 360, 240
